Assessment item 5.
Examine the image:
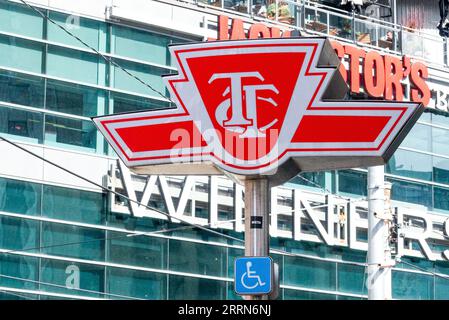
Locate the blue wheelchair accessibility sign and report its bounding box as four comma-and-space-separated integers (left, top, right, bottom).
234, 257, 272, 295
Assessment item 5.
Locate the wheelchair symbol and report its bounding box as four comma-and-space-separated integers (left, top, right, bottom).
241, 261, 266, 289
235, 257, 271, 295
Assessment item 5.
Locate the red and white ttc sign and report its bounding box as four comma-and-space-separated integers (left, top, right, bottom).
93, 38, 423, 180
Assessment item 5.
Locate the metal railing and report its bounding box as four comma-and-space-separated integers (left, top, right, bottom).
172, 0, 449, 68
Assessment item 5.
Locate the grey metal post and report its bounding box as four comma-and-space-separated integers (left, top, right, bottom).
244, 177, 270, 300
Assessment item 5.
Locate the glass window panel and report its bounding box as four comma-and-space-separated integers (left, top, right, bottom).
283, 289, 336, 300
0, 216, 39, 252
44, 115, 97, 152
169, 239, 226, 277
0, 105, 43, 143
418, 110, 431, 123
0, 35, 43, 73
432, 127, 449, 157
227, 247, 244, 278
388, 178, 432, 208
106, 211, 169, 234
107, 232, 167, 269
0, 1, 44, 39
42, 185, 105, 225
113, 25, 173, 66
435, 261, 449, 276
392, 270, 434, 300
47, 46, 100, 84
386, 149, 432, 181
0, 177, 41, 215
40, 259, 104, 298
107, 267, 166, 300
400, 123, 431, 152
433, 156, 449, 184
113, 59, 168, 97
38, 295, 76, 300
0, 70, 44, 107
338, 170, 367, 196
434, 187, 449, 212
47, 11, 101, 50
46, 80, 105, 117
337, 263, 366, 295
41, 222, 105, 261
112, 91, 171, 114
435, 276, 449, 300
0, 254, 38, 290
288, 172, 326, 189
169, 275, 226, 300
432, 111, 449, 128
284, 256, 336, 291
0, 291, 36, 300
337, 295, 366, 300
227, 282, 244, 300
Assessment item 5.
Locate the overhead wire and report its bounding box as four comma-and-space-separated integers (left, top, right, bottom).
0, 274, 143, 300
0, 289, 36, 300
0, 135, 244, 245
17, 0, 175, 103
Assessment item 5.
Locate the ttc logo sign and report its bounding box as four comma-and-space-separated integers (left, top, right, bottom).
93, 38, 423, 179
210, 71, 279, 138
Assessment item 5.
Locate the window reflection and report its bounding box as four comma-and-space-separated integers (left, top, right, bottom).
107, 267, 166, 300
433, 156, 449, 184
386, 149, 432, 181
169, 275, 226, 300
388, 178, 432, 208
43, 185, 105, 225
393, 271, 434, 300
0, 177, 41, 215
44, 115, 97, 151
338, 170, 367, 196
0, 216, 39, 251
0, 105, 43, 143
434, 187, 449, 212
284, 256, 336, 291
40, 259, 105, 298
169, 239, 226, 277
401, 123, 431, 152
0, 254, 38, 290
284, 289, 336, 300
432, 127, 449, 157
107, 232, 167, 269
337, 263, 365, 295
0, 70, 44, 107
112, 92, 170, 114
41, 222, 105, 261
46, 80, 104, 117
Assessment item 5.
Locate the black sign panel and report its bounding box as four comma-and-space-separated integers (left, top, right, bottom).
250, 216, 263, 229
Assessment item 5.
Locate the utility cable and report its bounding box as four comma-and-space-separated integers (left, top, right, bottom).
0, 135, 244, 245
17, 0, 175, 103
0, 289, 36, 300
0, 274, 143, 300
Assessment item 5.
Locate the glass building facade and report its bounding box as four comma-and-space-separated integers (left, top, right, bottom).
0, 0, 449, 300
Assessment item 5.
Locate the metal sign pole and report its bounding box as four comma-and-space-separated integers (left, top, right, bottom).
244, 177, 270, 300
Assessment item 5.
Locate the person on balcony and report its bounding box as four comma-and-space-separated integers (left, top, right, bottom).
341, 0, 363, 14
438, 0, 449, 37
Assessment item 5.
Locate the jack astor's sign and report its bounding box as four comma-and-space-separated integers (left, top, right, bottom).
214, 15, 431, 107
